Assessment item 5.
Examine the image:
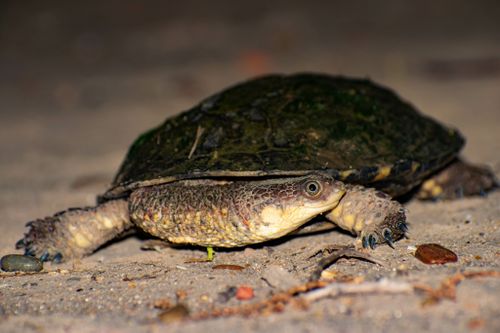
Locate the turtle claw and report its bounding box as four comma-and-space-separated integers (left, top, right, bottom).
53, 253, 63, 264
368, 234, 377, 249
397, 221, 408, 233
362, 234, 378, 249
362, 236, 370, 249
383, 228, 395, 248
39, 251, 50, 262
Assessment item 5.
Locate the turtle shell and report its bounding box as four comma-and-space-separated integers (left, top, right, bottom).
102, 73, 464, 199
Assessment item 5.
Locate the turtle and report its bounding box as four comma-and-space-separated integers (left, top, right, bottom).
16, 73, 497, 263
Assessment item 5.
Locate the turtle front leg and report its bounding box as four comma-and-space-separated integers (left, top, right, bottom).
325, 186, 407, 249
17, 199, 132, 262
417, 159, 497, 200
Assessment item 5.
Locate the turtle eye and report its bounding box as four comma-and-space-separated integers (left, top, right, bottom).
304, 180, 322, 197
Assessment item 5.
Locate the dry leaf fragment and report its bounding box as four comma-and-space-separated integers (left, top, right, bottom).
415, 243, 458, 264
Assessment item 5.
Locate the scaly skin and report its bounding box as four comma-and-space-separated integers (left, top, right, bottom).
129, 175, 345, 247
20, 174, 356, 261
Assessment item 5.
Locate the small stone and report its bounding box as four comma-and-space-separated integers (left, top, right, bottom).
176, 289, 187, 301
0, 254, 43, 272
320, 270, 338, 280
217, 286, 237, 303
158, 304, 189, 323
396, 264, 409, 275
153, 298, 172, 310
414, 243, 458, 264
235, 285, 254, 300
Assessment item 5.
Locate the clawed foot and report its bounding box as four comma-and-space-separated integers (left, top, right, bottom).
16, 217, 65, 263
360, 220, 408, 250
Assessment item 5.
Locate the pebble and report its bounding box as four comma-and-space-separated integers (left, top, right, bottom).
217, 286, 237, 303
158, 304, 190, 323
414, 243, 458, 264
235, 285, 254, 300
0, 254, 43, 272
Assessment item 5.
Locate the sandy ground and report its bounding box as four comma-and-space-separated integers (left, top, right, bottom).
0, 1, 499, 332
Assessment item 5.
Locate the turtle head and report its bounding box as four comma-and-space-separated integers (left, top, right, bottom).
255, 173, 346, 240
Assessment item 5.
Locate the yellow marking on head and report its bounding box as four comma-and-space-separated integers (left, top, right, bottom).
258, 188, 345, 240
260, 206, 288, 229
411, 162, 420, 173
74, 233, 91, 248
373, 166, 392, 181
339, 169, 355, 180
258, 204, 318, 239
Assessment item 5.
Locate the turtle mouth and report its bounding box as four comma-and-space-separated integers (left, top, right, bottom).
255, 189, 344, 241
302, 185, 346, 209
289, 189, 346, 219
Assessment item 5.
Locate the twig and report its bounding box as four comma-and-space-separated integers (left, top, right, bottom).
309, 245, 385, 281
414, 270, 500, 305
303, 279, 413, 302
188, 126, 205, 159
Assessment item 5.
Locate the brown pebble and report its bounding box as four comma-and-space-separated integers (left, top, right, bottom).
212, 264, 245, 271
154, 299, 172, 310
235, 285, 254, 300
467, 317, 485, 330
176, 289, 187, 301
158, 304, 190, 323
415, 243, 458, 264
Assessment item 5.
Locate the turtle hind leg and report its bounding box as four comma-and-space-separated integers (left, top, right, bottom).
417, 159, 498, 200
18, 199, 132, 262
